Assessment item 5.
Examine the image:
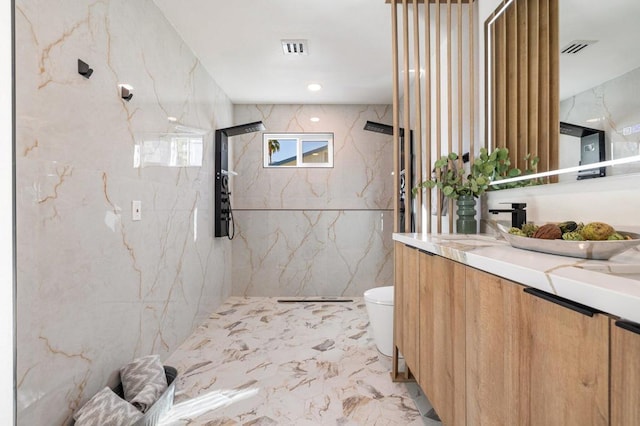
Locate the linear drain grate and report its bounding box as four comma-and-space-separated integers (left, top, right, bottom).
277, 298, 353, 303
281, 39, 308, 56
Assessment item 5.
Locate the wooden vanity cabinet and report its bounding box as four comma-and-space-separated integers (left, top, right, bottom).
466, 269, 610, 425
419, 252, 466, 426
465, 267, 527, 425
393, 242, 420, 378
523, 288, 609, 426
611, 319, 640, 425
395, 246, 612, 425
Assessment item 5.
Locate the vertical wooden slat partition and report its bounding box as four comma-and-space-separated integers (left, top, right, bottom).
486, 0, 559, 176
389, 0, 476, 380
388, 0, 476, 239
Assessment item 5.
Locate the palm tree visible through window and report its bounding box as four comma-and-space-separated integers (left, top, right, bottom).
268, 139, 280, 164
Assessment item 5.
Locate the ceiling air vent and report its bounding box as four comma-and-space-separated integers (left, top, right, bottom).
281, 39, 308, 56
561, 40, 597, 55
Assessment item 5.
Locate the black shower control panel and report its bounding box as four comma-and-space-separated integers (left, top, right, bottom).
219, 176, 231, 221
214, 131, 230, 237
214, 121, 264, 238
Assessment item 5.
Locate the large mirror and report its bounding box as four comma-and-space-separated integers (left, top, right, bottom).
487, 0, 640, 183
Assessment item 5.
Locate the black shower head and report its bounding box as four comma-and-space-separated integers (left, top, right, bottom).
218, 121, 266, 137
363, 121, 404, 137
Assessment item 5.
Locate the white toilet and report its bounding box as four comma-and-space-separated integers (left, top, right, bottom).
364, 286, 395, 357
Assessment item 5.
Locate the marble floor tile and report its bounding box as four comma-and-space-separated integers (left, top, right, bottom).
162, 297, 438, 425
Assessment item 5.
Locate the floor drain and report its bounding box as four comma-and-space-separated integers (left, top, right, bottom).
277, 298, 353, 303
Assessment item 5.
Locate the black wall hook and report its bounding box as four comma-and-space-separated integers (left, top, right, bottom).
77, 59, 93, 78
119, 84, 133, 102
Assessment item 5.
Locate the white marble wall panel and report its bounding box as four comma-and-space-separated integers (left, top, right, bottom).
231, 105, 395, 297
232, 105, 394, 210
15, 0, 233, 424
560, 66, 640, 178
233, 210, 394, 297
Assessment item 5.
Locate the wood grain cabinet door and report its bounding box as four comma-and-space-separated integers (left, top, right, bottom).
393, 242, 404, 362
523, 288, 609, 426
394, 243, 420, 377
420, 253, 466, 426
465, 267, 527, 426
611, 319, 640, 426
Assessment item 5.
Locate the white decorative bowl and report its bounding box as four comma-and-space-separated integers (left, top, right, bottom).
497, 224, 640, 260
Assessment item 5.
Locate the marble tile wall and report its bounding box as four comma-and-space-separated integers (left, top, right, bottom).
231, 105, 395, 297
15, 0, 233, 424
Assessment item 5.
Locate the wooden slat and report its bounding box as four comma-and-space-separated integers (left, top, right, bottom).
447, 0, 453, 232
516, 0, 528, 170
548, 0, 559, 179
538, 0, 550, 172
413, 0, 423, 233
402, 0, 411, 232
425, 1, 432, 233
495, 8, 506, 149
506, 1, 517, 153
527, 0, 539, 164
435, 0, 442, 232
469, 0, 475, 164
391, 0, 400, 235
457, 0, 463, 163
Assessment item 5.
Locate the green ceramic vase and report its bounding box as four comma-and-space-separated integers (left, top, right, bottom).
456, 194, 477, 234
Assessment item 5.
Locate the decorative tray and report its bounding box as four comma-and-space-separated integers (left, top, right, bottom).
497, 224, 640, 260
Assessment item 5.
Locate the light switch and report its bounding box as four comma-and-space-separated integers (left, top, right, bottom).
132, 200, 142, 221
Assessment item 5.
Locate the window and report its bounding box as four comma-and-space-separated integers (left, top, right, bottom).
263, 133, 333, 168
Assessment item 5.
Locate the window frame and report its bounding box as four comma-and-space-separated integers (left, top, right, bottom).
263, 132, 334, 168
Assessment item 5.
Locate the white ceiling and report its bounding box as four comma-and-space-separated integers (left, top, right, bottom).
559, 0, 640, 100
154, 0, 640, 105
153, 0, 393, 105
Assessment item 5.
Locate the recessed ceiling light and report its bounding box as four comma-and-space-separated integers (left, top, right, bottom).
307, 83, 322, 92
310, 117, 320, 122
167, 116, 178, 122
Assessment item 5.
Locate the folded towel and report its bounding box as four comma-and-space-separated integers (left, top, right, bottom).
120, 354, 168, 413
73, 387, 143, 426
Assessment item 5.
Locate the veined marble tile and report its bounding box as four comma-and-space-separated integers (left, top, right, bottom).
15, 0, 233, 423
163, 297, 427, 425
232, 210, 394, 297
229, 104, 396, 298
231, 105, 394, 211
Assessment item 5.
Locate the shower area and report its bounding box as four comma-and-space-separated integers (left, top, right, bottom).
229, 104, 395, 297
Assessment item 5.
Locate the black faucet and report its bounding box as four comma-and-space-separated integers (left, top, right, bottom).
489, 203, 527, 228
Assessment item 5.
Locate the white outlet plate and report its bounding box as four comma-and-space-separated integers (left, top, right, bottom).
132, 200, 142, 221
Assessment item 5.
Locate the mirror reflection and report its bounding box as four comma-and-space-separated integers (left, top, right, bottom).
558, 0, 640, 181
487, 0, 640, 182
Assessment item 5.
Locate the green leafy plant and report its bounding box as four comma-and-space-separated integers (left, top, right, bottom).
481, 148, 541, 189
413, 147, 540, 199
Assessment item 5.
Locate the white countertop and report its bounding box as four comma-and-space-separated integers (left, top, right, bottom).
393, 232, 640, 323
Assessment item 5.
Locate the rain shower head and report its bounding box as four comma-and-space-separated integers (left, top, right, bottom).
363, 121, 404, 137
218, 121, 266, 137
